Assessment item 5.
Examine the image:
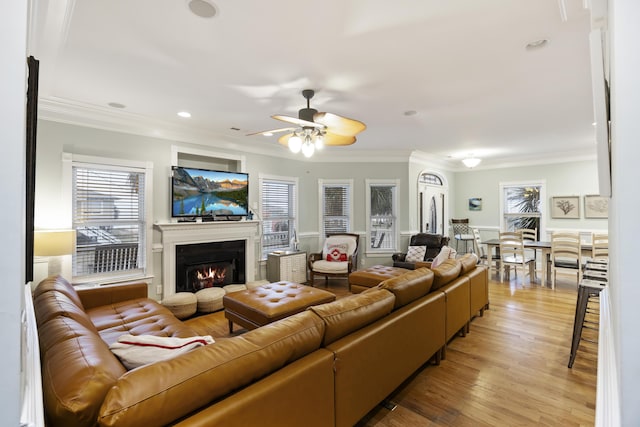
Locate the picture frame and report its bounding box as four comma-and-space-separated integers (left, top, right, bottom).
468, 197, 482, 211
551, 196, 580, 219
584, 194, 609, 218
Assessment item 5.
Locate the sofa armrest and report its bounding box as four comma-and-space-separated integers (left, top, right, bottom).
77, 282, 148, 310
308, 252, 323, 269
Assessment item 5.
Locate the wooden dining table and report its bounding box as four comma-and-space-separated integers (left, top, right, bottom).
482, 239, 593, 287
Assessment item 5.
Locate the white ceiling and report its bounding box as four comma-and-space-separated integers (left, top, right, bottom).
29, 0, 600, 169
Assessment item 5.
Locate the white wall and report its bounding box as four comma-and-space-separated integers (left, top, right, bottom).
1, 2, 28, 425
453, 160, 606, 237
610, 0, 640, 423
36, 120, 413, 290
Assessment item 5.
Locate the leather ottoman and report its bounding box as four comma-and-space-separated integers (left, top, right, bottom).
223, 281, 336, 333
348, 265, 410, 293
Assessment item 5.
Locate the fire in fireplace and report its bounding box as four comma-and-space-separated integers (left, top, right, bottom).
186, 262, 232, 290
175, 240, 245, 293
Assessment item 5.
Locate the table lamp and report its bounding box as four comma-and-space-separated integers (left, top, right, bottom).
34, 230, 76, 278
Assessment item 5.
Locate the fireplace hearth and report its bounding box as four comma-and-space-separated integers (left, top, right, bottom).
155, 221, 259, 298
175, 240, 245, 293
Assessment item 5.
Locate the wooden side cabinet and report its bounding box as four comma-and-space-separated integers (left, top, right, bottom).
267, 251, 307, 284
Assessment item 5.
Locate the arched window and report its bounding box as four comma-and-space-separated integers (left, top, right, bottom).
418, 173, 443, 186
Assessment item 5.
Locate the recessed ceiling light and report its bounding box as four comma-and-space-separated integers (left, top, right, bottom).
177, 111, 191, 118
108, 102, 126, 109
526, 39, 549, 50
187, 0, 217, 18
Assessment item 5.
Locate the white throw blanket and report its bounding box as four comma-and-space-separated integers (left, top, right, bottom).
110, 334, 215, 369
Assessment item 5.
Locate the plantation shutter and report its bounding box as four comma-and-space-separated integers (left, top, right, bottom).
72, 164, 145, 278
261, 178, 297, 257
322, 184, 350, 236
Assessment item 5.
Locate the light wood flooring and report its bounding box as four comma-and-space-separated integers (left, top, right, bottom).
207, 272, 597, 426
357, 273, 598, 427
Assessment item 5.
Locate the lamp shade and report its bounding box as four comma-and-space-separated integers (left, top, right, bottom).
462, 157, 481, 168
34, 230, 76, 256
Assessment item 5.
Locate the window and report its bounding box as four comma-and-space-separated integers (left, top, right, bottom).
260, 175, 298, 258
70, 157, 152, 282
319, 179, 353, 237
366, 179, 399, 252
500, 181, 545, 238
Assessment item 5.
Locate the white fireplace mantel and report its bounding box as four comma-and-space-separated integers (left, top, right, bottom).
155, 220, 260, 297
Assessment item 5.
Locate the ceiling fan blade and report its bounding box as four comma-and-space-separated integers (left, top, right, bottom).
323, 131, 357, 146
277, 131, 356, 146
277, 133, 294, 146
246, 127, 294, 136
272, 114, 325, 129
313, 112, 366, 136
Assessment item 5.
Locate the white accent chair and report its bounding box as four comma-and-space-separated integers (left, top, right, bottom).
308, 233, 359, 287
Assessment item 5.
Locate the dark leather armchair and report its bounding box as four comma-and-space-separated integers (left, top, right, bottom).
392, 233, 450, 269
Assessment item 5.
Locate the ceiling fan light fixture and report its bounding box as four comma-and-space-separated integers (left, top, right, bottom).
462, 157, 482, 168
314, 133, 324, 150
301, 138, 315, 158
288, 135, 302, 153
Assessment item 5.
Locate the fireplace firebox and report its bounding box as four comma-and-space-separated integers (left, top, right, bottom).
175, 240, 245, 292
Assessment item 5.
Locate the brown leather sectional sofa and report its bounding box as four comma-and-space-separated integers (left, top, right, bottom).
34, 253, 487, 427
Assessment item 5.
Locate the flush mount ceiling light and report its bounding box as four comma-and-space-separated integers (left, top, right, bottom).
187, 0, 217, 18
462, 157, 482, 168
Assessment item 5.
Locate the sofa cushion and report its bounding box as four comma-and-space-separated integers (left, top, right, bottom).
378, 267, 434, 309
405, 245, 427, 262
86, 298, 199, 346
431, 258, 462, 290
308, 288, 395, 346
98, 310, 325, 427
459, 253, 479, 274
40, 316, 126, 427
33, 289, 98, 332
33, 275, 85, 309
431, 245, 457, 268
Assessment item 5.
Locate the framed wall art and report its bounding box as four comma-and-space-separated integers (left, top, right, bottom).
551, 196, 580, 219
584, 194, 609, 218
468, 197, 482, 211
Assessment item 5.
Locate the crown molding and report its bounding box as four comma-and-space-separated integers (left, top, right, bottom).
38, 97, 416, 163
38, 97, 597, 168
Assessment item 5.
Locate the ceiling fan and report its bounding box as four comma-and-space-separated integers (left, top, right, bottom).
248, 89, 366, 157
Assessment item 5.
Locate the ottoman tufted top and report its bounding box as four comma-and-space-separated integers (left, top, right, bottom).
223, 281, 336, 327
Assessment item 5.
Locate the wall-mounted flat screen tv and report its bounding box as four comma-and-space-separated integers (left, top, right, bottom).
171, 166, 249, 218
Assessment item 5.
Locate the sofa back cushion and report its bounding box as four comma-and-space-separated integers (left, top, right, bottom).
308, 288, 395, 346
378, 268, 434, 309
33, 275, 85, 309
459, 253, 479, 274
98, 310, 325, 427
431, 259, 462, 290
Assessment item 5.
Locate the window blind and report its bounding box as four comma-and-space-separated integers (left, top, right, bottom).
261, 178, 296, 257
72, 165, 145, 278
322, 184, 350, 236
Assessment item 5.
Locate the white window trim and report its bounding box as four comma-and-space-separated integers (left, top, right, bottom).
258, 173, 299, 259
318, 179, 354, 238
499, 179, 546, 237
365, 178, 400, 255
63, 153, 154, 284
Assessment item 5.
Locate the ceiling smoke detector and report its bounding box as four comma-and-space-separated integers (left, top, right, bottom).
187, 0, 217, 18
